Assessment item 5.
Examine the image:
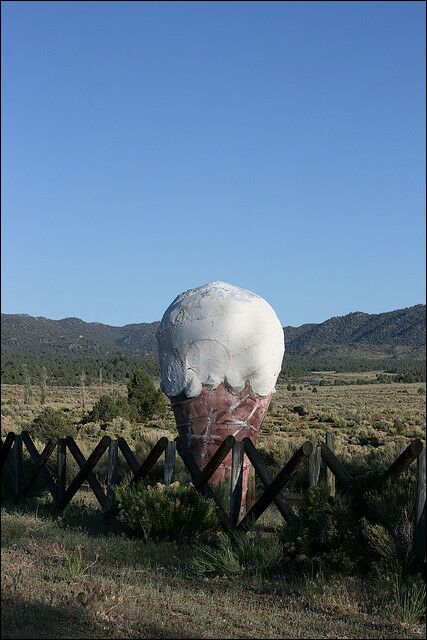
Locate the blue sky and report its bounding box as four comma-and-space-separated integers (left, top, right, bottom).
1, 1, 425, 327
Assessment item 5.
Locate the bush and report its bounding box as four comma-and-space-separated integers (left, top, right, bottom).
282, 485, 356, 573
84, 395, 131, 424
116, 481, 219, 542
127, 370, 168, 420
282, 473, 418, 574
292, 405, 308, 416
29, 407, 76, 441
193, 528, 282, 577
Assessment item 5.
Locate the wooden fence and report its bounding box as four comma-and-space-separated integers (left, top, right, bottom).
1, 430, 425, 568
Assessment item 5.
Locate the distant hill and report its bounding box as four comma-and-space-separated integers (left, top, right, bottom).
283, 305, 426, 359
1, 315, 159, 357
1, 304, 425, 360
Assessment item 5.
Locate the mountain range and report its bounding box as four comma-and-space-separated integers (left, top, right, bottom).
1, 304, 425, 360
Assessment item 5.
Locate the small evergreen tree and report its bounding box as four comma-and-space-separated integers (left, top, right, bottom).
86, 395, 130, 423
127, 370, 167, 420
30, 407, 75, 441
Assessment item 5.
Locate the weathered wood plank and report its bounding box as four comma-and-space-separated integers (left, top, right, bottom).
15, 439, 57, 502
0, 432, 16, 471
320, 441, 353, 492
56, 438, 66, 505
326, 432, 336, 497
117, 437, 140, 475
414, 446, 426, 569
383, 439, 423, 483
308, 444, 321, 488
63, 436, 110, 512
12, 434, 23, 499
130, 437, 169, 485
164, 441, 176, 485
243, 437, 297, 524
106, 439, 119, 512
194, 435, 235, 489
239, 441, 313, 528
21, 431, 57, 499
175, 438, 231, 530
229, 441, 244, 527
246, 464, 256, 511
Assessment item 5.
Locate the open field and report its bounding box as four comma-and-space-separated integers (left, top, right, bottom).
1, 377, 426, 639
1, 376, 425, 455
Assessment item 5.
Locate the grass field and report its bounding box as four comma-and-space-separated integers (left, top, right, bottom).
2, 497, 426, 640
1, 377, 426, 639
1, 376, 425, 454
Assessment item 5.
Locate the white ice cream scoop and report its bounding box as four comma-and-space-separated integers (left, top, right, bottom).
156, 281, 285, 399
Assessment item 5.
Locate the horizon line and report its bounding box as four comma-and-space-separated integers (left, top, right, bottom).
1, 302, 425, 330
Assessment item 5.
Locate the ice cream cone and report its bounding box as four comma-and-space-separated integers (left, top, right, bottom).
157, 281, 284, 506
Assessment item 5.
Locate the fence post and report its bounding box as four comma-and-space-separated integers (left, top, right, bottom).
229, 441, 245, 527
56, 438, 66, 506
414, 446, 426, 569
308, 443, 321, 488
326, 432, 336, 497
106, 439, 119, 512
12, 434, 23, 499
164, 440, 176, 485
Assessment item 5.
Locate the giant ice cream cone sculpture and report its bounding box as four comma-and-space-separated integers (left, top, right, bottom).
156, 281, 285, 504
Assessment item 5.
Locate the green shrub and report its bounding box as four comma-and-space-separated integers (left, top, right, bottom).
84, 395, 131, 424
127, 370, 168, 420
281, 485, 355, 573
282, 473, 418, 574
29, 407, 76, 441
292, 405, 308, 416
193, 528, 282, 577
116, 481, 219, 542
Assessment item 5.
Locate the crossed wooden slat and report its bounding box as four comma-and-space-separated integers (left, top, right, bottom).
317, 437, 423, 493
0, 432, 173, 514
1, 429, 425, 569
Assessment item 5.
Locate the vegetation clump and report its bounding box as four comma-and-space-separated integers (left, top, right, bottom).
127, 370, 167, 420
84, 369, 167, 425
29, 407, 76, 441
281, 475, 418, 575
116, 481, 219, 542
84, 394, 131, 424
193, 527, 283, 577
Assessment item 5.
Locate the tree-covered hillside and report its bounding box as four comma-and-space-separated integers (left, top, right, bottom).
1, 304, 425, 386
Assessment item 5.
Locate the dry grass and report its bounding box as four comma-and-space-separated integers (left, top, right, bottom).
1, 378, 426, 639
1, 500, 425, 639
1, 378, 425, 452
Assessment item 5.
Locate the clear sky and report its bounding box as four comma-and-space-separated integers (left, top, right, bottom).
1, 1, 425, 327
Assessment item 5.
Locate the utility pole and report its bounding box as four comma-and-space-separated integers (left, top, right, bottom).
40, 365, 48, 404
80, 371, 86, 410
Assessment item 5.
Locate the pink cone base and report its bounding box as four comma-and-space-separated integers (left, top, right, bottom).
170, 381, 272, 506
